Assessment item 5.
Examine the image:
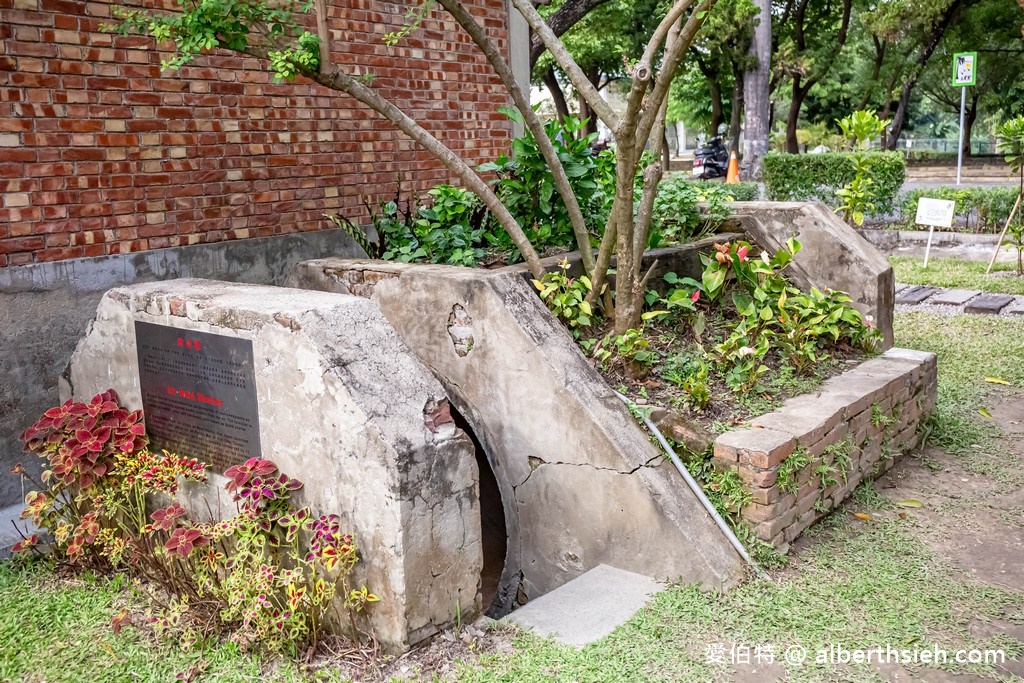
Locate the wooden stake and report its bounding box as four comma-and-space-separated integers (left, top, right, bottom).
314, 0, 330, 71
986, 191, 1022, 274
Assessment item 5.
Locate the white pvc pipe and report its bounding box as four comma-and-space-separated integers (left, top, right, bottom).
614, 391, 769, 580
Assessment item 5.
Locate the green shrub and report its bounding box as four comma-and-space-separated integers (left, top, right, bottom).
14, 391, 376, 653
327, 184, 489, 266
372, 185, 488, 266
770, 122, 846, 152
763, 151, 906, 215
726, 181, 760, 202
481, 115, 614, 257
899, 186, 1019, 233
906, 149, 956, 161
650, 177, 758, 246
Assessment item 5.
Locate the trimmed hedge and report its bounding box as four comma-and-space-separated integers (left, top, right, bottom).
763, 151, 907, 214
721, 181, 760, 202
662, 175, 760, 202
899, 186, 1020, 233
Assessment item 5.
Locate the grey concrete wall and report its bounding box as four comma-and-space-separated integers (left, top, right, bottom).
64, 280, 479, 652
0, 230, 365, 507
729, 202, 895, 348
285, 259, 747, 613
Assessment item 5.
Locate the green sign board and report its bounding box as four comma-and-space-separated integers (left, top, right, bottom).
952, 52, 977, 87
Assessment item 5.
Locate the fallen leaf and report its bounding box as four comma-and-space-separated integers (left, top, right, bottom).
984, 377, 1011, 385
854, 512, 873, 522
978, 407, 993, 419
111, 610, 129, 635
98, 640, 118, 661
896, 499, 923, 508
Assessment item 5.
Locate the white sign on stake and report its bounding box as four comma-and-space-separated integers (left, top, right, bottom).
915, 197, 956, 268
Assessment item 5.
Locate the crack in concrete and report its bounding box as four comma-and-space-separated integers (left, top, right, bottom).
512, 453, 663, 490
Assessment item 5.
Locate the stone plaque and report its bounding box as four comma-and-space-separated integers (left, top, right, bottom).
135, 321, 261, 472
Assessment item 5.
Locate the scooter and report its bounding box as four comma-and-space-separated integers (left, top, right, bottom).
691, 134, 730, 180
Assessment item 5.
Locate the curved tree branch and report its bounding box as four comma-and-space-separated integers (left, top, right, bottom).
528, 0, 611, 68
635, 0, 715, 150
437, 0, 596, 276
509, 0, 619, 129
271, 53, 548, 278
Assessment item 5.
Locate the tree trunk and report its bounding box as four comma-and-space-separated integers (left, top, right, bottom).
856, 36, 885, 111
785, 80, 808, 154
542, 66, 571, 124
708, 77, 724, 135
529, 0, 612, 68
886, 0, 977, 149
962, 97, 978, 159
879, 78, 896, 148
581, 66, 600, 137
694, 53, 723, 136
741, 0, 771, 179
729, 67, 743, 154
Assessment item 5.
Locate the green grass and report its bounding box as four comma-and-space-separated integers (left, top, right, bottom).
452, 311, 1024, 682
890, 256, 1024, 295
457, 519, 1021, 683
0, 561, 317, 683
895, 312, 1024, 485
3, 313, 1024, 683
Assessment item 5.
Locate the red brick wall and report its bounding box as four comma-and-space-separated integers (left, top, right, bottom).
0, 0, 515, 266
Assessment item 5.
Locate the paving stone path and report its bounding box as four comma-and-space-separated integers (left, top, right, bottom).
895, 283, 1024, 316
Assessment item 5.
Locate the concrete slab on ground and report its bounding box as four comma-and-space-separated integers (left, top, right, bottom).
895, 285, 938, 305
1003, 298, 1024, 316
929, 288, 981, 306
965, 293, 1015, 315
505, 564, 664, 647
0, 502, 36, 560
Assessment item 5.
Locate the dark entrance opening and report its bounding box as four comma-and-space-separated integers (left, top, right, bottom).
450, 407, 507, 614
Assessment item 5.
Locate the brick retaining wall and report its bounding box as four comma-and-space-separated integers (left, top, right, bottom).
714, 348, 938, 552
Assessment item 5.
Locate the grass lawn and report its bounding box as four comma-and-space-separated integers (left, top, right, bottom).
3, 312, 1024, 682
890, 256, 1024, 295
0, 564, 322, 682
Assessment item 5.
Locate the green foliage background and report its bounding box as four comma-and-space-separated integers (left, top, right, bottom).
763, 152, 907, 214
899, 186, 1019, 232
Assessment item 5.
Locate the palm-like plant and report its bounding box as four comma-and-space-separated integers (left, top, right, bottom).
997, 116, 1024, 198
997, 117, 1024, 275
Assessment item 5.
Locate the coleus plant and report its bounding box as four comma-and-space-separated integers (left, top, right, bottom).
12, 391, 377, 653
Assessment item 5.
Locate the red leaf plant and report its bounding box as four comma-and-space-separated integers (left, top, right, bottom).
12, 390, 376, 654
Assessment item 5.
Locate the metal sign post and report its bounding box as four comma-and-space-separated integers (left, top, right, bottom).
956, 86, 966, 185
916, 197, 956, 268
952, 52, 977, 186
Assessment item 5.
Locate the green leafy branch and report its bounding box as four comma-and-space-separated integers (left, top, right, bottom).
105, 0, 320, 81
383, 0, 435, 46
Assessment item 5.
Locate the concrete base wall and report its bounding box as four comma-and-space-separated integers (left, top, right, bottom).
0, 230, 365, 507
729, 202, 896, 348
714, 348, 937, 551
286, 259, 747, 613
63, 280, 480, 652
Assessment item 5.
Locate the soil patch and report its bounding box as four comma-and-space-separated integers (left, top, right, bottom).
589, 314, 866, 437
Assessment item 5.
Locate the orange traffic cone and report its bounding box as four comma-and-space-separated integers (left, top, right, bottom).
725, 151, 740, 184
